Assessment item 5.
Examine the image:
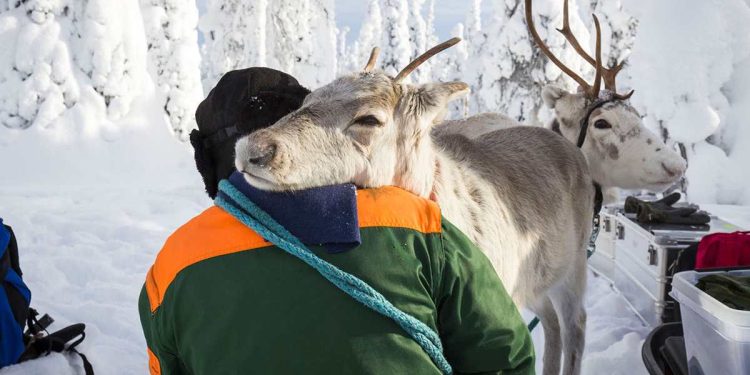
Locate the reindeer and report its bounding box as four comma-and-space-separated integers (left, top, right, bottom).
438, 0, 687, 204
235, 38, 593, 375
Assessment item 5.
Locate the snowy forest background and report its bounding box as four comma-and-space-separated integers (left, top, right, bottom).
0, 0, 749, 204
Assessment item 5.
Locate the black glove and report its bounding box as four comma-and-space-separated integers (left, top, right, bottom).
624, 192, 710, 225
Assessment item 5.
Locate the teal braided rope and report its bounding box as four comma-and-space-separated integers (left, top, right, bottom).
527, 214, 601, 332
215, 180, 453, 374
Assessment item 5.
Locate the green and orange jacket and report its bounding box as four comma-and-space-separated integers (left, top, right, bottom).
138, 175, 534, 375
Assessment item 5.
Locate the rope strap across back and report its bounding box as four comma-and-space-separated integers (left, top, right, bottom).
214, 180, 453, 374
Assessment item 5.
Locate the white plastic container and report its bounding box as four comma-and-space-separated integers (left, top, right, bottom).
671, 269, 750, 375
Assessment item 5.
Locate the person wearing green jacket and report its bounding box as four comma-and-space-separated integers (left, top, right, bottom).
139, 68, 534, 375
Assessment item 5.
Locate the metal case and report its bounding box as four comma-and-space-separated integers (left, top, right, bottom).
612, 212, 742, 326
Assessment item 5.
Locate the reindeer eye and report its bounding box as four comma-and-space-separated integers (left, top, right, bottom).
594, 119, 612, 129
353, 115, 382, 127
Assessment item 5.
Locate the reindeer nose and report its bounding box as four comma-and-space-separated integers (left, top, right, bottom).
661, 162, 682, 178
247, 143, 277, 167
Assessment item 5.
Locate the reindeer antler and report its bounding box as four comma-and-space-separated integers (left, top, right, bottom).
394, 37, 461, 82
364, 47, 380, 72
556, 0, 633, 100
525, 0, 602, 99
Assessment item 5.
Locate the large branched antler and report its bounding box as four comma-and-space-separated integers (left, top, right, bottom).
525, 0, 603, 99
556, 0, 633, 100
394, 37, 461, 82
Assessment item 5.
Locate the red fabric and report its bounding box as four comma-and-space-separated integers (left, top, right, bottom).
696, 231, 750, 269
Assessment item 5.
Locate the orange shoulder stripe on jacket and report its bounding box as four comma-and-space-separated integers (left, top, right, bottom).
145, 206, 272, 311
145, 186, 442, 312
356, 186, 442, 233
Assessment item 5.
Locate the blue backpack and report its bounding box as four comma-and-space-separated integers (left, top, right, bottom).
0, 219, 93, 373
0, 218, 29, 366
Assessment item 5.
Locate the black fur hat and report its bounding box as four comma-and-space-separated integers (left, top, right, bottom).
191, 67, 310, 198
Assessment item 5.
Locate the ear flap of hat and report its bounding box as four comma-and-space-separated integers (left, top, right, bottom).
189, 129, 218, 198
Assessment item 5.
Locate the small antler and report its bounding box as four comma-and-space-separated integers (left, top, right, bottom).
394, 37, 461, 82
364, 47, 380, 72
555, 0, 633, 100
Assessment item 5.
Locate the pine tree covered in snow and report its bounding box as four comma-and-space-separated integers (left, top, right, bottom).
140, 0, 204, 140
434, 23, 470, 118
200, 0, 336, 90
345, 0, 383, 74
306, 0, 338, 86
0, 0, 150, 132
624, 0, 750, 203
199, 0, 267, 91
379, 0, 411, 77
470, 0, 592, 124
407, 0, 431, 82
580, 0, 637, 74
266, 0, 314, 84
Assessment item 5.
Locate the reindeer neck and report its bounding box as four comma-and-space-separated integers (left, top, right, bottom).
394, 140, 438, 199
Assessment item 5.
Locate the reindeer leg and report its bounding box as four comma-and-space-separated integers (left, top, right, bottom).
531, 296, 562, 375
551, 267, 587, 375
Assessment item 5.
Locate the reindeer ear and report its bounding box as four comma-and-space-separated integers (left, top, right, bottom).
424, 81, 470, 103
542, 85, 568, 108
414, 81, 469, 124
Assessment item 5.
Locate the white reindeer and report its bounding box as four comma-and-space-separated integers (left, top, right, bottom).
438, 0, 687, 203
235, 38, 595, 375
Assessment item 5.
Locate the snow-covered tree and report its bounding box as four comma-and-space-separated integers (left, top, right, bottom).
71, 1, 150, 121
471, 0, 591, 124
140, 0, 204, 140
347, 0, 383, 74
580, 0, 637, 73
379, 0, 412, 77
435, 23, 470, 118
0, 0, 150, 131
201, 0, 336, 89
266, 1, 314, 84
425, 0, 438, 48
306, 0, 338, 85
199, 0, 267, 91
624, 0, 750, 203
407, 0, 431, 82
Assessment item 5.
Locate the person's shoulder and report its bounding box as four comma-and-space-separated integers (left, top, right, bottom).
144, 206, 271, 312
165, 206, 268, 251
356, 186, 442, 234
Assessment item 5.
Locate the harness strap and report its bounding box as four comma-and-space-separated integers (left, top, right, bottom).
215, 180, 453, 374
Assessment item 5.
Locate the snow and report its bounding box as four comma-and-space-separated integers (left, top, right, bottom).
0, 83, 206, 375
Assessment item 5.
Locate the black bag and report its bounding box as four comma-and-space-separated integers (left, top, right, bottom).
0, 219, 93, 374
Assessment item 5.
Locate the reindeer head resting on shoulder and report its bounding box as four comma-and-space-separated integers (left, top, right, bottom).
234, 39, 468, 196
